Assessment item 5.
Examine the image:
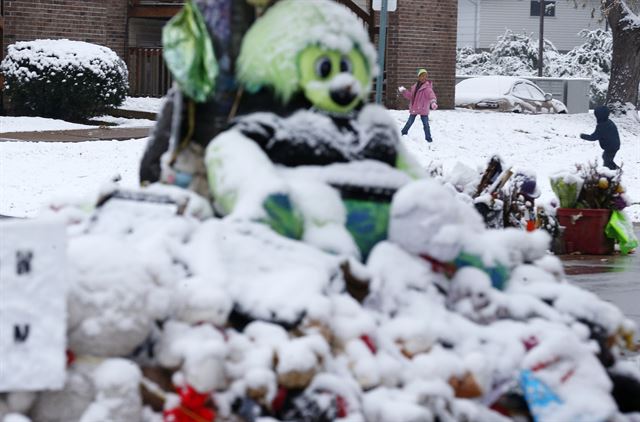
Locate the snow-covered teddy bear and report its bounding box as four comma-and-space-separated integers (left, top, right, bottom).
205, 0, 423, 260
27, 234, 164, 422
221, 321, 338, 421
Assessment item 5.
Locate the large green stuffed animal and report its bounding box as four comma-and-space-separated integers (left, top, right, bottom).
205, 0, 423, 260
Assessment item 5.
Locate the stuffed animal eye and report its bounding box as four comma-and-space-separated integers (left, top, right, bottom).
340, 56, 352, 73
315, 56, 332, 78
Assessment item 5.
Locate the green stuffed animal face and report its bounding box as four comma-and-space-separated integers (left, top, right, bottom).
297, 45, 370, 114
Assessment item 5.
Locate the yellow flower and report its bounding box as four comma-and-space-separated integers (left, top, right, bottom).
598, 178, 609, 189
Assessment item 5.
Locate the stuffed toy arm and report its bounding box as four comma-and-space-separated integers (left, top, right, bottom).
205, 130, 304, 239
286, 178, 360, 258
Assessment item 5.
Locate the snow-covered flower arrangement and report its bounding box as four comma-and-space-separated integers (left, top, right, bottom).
550, 162, 628, 210
1, 39, 128, 121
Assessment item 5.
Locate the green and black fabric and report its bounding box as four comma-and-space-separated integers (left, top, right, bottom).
262, 193, 304, 240
339, 185, 395, 259
230, 110, 398, 167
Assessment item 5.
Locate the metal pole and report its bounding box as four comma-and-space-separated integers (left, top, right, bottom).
375, 0, 388, 104
538, 0, 544, 77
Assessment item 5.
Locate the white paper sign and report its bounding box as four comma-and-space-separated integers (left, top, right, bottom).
372, 0, 397, 12
0, 218, 67, 392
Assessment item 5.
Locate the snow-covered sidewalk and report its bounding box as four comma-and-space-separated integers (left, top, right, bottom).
2, 108, 637, 221
0, 97, 161, 133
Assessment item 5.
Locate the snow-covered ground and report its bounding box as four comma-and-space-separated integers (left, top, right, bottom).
0, 138, 148, 217
1, 108, 638, 222
391, 109, 640, 222
0, 96, 161, 133
0, 116, 94, 132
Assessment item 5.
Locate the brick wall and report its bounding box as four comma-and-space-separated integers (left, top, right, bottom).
378, 0, 458, 110
2, 0, 128, 60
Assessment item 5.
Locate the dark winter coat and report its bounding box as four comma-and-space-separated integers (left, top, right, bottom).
580, 106, 620, 152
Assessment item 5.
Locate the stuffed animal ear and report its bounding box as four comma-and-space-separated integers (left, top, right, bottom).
162, 0, 218, 102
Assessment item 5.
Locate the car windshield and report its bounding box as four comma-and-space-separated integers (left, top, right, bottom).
512, 82, 546, 101
524, 83, 546, 101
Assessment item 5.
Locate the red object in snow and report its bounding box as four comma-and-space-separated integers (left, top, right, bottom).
526, 220, 536, 232
336, 395, 348, 418
360, 334, 377, 354
163, 385, 216, 422
66, 350, 76, 366
531, 356, 561, 372
419, 254, 457, 278
522, 336, 539, 351
271, 386, 288, 414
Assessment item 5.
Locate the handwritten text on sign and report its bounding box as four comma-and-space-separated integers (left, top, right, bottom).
0, 218, 67, 392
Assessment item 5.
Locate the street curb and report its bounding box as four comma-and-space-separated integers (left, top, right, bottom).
0, 126, 152, 142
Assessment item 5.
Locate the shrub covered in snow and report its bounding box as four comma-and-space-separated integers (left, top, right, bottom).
457, 29, 612, 107
550, 29, 612, 106
1, 39, 128, 121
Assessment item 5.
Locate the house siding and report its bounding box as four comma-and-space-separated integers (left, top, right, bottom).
2, 0, 128, 59
457, 0, 479, 48
477, 0, 604, 51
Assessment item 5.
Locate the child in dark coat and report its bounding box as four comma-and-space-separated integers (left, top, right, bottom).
580, 105, 621, 170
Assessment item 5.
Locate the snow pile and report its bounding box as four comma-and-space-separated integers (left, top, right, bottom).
120, 97, 165, 114
2, 178, 638, 421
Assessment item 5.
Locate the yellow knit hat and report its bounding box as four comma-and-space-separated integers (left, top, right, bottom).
417, 68, 428, 76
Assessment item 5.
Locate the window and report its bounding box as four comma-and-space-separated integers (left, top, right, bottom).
512, 83, 530, 98
523, 83, 546, 101
530, 0, 556, 17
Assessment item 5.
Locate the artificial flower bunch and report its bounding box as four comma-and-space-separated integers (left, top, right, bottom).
575, 162, 627, 210
550, 161, 627, 210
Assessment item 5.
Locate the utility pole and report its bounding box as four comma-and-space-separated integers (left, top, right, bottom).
538, 0, 545, 77
375, 0, 388, 104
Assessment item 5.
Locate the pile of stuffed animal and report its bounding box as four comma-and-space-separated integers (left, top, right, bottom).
2, 1, 638, 421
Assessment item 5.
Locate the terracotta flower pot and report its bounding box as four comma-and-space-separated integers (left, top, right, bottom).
556, 208, 614, 255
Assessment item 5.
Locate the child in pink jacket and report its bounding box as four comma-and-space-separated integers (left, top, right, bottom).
399, 68, 438, 143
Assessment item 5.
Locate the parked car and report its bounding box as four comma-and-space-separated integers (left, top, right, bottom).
455, 76, 567, 114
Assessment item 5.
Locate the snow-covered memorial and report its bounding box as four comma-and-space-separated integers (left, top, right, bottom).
2, 0, 640, 421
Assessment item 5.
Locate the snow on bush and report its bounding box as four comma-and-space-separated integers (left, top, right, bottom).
550, 29, 612, 107
1, 39, 128, 121
457, 29, 612, 107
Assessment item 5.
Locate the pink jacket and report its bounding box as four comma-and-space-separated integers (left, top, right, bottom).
402, 80, 437, 115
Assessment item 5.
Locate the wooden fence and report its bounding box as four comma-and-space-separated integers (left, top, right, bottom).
128, 47, 172, 98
